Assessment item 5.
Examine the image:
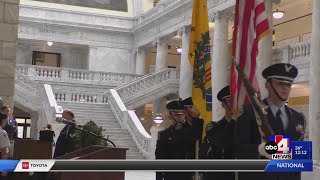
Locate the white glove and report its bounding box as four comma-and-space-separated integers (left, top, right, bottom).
258, 142, 272, 159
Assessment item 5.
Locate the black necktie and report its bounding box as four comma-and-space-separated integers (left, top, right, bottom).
276, 109, 284, 134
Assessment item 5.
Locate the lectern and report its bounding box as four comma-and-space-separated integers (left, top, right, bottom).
9, 139, 53, 180
53, 145, 128, 180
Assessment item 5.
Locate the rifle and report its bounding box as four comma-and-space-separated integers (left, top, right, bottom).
231, 58, 274, 142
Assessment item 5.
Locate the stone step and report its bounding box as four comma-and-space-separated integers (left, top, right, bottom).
127, 153, 143, 158
102, 129, 128, 133
109, 138, 133, 142
58, 102, 110, 107
57, 101, 145, 159
92, 121, 120, 125
126, 150, 142, 154
74, 111, 114, 118
58, 104, 111, 111
61, 108, 112, 114
77, 120, 119, 124
76, 117, 116, 121
105, 134, 130, 139
126, 155, 145, 159
75, 123, 120, 129
115, 142, 137, 147
107, 132, 131, 136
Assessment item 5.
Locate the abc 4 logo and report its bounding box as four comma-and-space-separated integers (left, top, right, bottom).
264, 137, 290, 155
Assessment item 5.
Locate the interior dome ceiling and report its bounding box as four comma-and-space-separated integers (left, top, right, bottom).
32, 0, 128, 12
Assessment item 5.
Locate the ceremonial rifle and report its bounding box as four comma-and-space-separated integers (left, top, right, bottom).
231, 58, 274, 142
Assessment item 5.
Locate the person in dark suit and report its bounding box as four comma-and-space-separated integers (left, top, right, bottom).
53, 110, 78, 158
181, 97, 204, 141
2, 106, 17, 139
200, 85, 235, 180
155, 100, 199, 180
234, 63, 305, 180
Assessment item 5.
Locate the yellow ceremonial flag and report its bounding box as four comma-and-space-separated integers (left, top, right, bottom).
189, 0, 212, 139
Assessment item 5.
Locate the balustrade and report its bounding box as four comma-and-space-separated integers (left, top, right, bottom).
272, 41, 311, 63
116, 68, 178, 99
15, 64, 142, 85
106, 68, 179, 158
54, 90, 107, 104
15, 71, 41, 97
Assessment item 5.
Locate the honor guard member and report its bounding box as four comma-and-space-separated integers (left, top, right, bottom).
0, 112, 10, 179
200, 86, 235, 180
53, 110, 78, 158
234, 63, 305, 180
155, 100, 198, 180
181, 97, 204, 141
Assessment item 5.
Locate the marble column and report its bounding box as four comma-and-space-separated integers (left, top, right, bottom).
178, 26, 193, 99
310, 0, 320, 166
155, 39, 168, 72
210, 12, 230, 122
0, 0, 19, 109
135, 48, 147, 75
256, 0, 273, 99
153, 38, 168, 127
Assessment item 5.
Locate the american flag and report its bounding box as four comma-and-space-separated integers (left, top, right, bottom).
231, 0, 270, 113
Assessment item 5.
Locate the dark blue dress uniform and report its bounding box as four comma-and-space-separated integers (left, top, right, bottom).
200, 86, 235, 180
181, 97, 204, 141
234, 63, 305, 180
53, 122, 78, 158
155, 100, 201, 180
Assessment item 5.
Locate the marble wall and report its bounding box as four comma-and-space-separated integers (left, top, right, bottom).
17, 41, 89, 69
0, 0, 20, 109
88, 46, 131, 73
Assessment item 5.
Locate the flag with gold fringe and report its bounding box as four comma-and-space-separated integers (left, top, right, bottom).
189, 0, 212, 139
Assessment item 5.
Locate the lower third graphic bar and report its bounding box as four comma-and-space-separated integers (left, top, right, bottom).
50, 160, 269, 172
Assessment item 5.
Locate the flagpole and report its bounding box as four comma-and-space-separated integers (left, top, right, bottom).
194, 140, 200, 180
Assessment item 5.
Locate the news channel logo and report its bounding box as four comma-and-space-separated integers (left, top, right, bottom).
265, 135, 292, 160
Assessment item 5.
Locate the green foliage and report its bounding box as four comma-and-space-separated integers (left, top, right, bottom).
75, 121, 105, 148
192, 31, 211, 99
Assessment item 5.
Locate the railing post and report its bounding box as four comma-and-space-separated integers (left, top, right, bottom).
281, 45, 291, 63
93, 72, 100, 81
124, 75, 131, 83
169, 69, 177, 79
28, 65, 36, 76
60, 68, 69, 80
65, 91, 71, 102
96, 94, 103, 103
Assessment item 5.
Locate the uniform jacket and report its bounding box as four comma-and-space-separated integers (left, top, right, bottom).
234, 99, 305, 180
200, 117, 235, 180
155, 119, 202, 180
53, 123, 78, 158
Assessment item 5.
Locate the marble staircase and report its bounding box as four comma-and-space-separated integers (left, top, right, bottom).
57, 101, 145, 159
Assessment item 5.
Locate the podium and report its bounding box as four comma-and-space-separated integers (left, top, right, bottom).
53, 145, 128, 180
8, 140, 127, 180
9, 139, 53, 180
